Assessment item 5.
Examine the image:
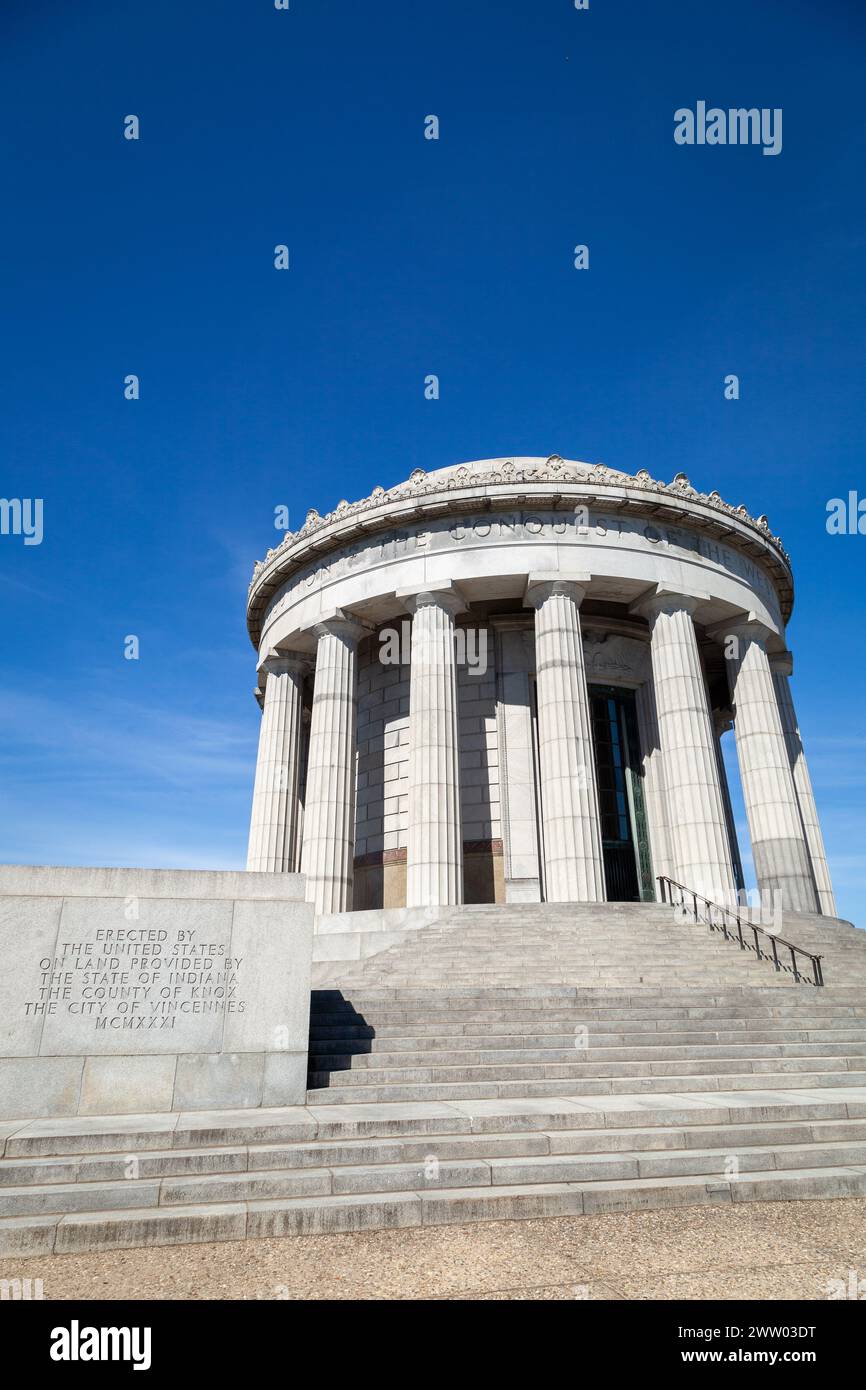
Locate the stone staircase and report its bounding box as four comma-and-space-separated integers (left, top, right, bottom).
310, 900, 866, 985
323, 902, 853, 990
3, 903, 866, 1256
762, 909, 866, 983
305, 985, 866, 1104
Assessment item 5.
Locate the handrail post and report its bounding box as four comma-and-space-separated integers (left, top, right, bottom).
752, 926, 762, 962
771, 936, 780, 972
789, 946, 800, 984
736, 914, 745, 951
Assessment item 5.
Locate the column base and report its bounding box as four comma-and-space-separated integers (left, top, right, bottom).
753, 838, 820, 914
504, 877, 541, 904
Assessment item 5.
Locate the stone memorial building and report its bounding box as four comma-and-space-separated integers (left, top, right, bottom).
3, 455, 864, 1259
245, 455, 835, 920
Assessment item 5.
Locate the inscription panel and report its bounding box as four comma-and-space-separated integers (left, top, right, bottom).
0, 867, 314, 1117
33, 899, 237, 1056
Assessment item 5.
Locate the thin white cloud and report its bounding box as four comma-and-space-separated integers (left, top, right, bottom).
0, 687, 253, 789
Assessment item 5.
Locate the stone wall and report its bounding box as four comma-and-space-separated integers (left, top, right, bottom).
0, 867, 313, 1119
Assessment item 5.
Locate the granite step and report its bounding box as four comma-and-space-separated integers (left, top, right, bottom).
312, 991, 866, 1003
309, 996, 866, 1013
307, 1055, 866, 1088
309, 1028, 866, 1051
310, 1017, 866, 1038
313, 987, 866, 1000
306, 1070, 866, 1104
309, 1045, 866, 1073
7, 1116, 866, 1192
6, 1090, 865, 1157
310, 990, 866, 1008
312, 984, 866, 996
6, 1164, 866, 1255
4, 1086, 866, 1254
14, 1136, 866, 1218
308, 1010, 866, 1029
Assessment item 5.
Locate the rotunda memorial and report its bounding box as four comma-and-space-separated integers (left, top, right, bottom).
246, 455, 835, 924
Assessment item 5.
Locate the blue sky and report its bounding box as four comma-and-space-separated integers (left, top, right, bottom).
1, 0, 864, 922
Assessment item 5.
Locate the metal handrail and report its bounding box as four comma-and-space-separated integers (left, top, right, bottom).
657, 876, 824, 987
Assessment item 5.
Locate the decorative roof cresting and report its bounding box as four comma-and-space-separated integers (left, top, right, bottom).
248, 457, 789, 593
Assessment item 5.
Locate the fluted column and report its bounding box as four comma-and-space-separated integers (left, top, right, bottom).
635, 677, 674, 887
632, 588, 736, 904
712, 709, 746, 896
714, 620, 819, 913
300, 613, 366, 914
769, 653, 836, 916
526, 575, 605, 902
246, 652, 308, 872
401, 586, 464, 907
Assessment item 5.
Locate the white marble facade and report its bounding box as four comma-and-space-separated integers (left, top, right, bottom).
245, 457, 836, 919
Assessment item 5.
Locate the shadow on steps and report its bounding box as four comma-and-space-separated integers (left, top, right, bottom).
307, 990, 376, 1089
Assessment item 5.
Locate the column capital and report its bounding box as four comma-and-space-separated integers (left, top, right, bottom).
396, 582, 466, 617
524, 572, 592, 609
705, 613, 775, 649
310, 609, 372, 646
629, 584, 710, 622
256, 648, 311, 680
769, 650, 794, 677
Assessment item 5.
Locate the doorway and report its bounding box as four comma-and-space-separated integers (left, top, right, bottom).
588, 685, 655, 902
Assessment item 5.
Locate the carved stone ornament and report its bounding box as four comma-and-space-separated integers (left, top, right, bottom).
248, 457, 790, 597
583, 631, 649, 682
